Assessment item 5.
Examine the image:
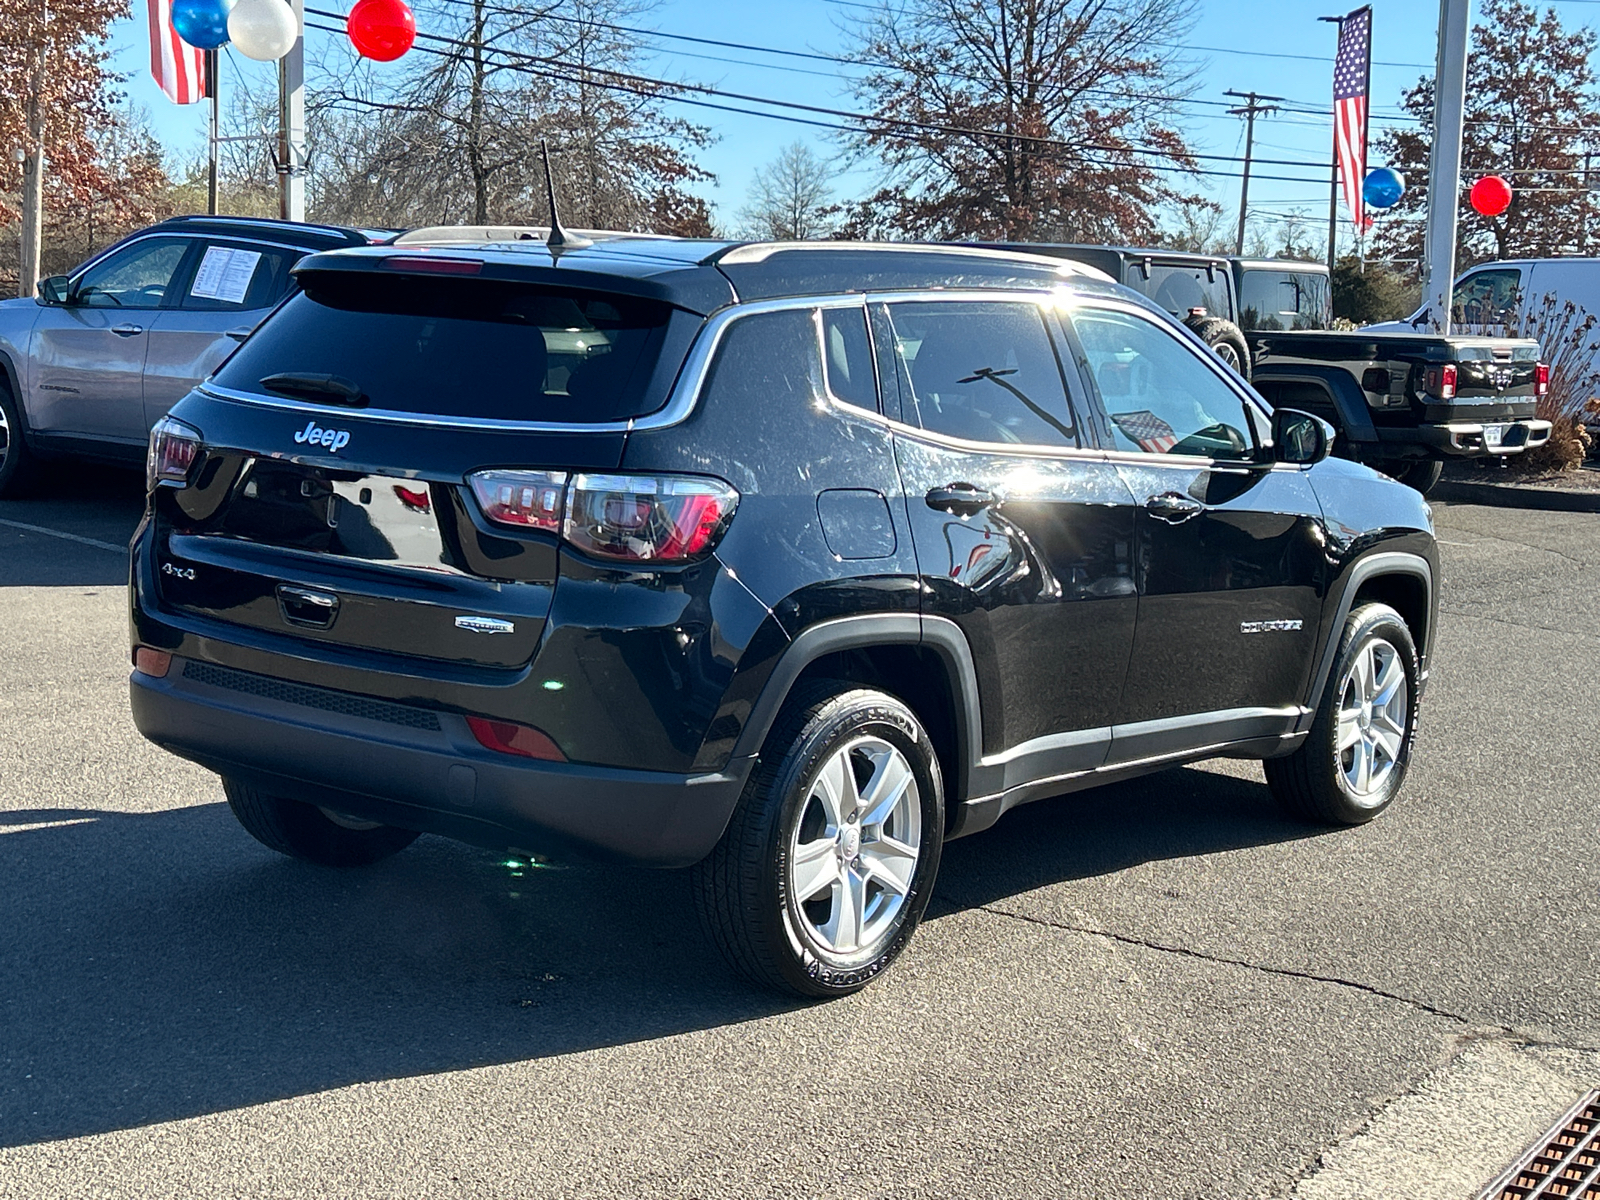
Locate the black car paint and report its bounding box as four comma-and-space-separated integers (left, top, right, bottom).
128, 238, 1438, 867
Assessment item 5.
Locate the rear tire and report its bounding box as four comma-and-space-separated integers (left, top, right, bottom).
691, 681, 944, 998
1265, 603, 1419, 825
0, 377, 38, 498
1385, 459, 1444, 495
223, 777, 420, 866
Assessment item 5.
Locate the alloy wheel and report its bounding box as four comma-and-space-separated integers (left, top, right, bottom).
788, 734, 922, 959
1335, 636, 1408, 801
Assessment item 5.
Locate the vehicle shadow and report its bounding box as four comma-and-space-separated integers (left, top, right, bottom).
0, 765, 1322, 1149
0, 466, 144, 588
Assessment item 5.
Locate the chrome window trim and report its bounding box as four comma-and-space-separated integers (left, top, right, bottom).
197, 383, 639, 434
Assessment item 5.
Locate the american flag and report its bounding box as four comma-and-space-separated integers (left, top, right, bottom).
1333, 6, 1372, 229
147, 0, 208, 104
1110, 410, 1179, 454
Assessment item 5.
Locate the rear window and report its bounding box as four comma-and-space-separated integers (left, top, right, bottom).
1238, 269, 1332, 331
213, 273, 693, 423
1140, 263, 1233, 322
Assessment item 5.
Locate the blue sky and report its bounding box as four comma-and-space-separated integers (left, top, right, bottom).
106, 0, 1600, 246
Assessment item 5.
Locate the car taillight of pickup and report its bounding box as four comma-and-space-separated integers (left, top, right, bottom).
1245, 329, 1554, 495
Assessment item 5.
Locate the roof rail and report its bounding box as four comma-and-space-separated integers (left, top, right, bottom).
707, 239, 1108, 277
391, 225, 664, 246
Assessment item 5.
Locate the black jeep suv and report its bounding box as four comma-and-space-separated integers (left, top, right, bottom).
128, 235, 1437, 997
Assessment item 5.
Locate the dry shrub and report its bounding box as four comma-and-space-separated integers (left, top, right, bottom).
1503, 294, 1600, 474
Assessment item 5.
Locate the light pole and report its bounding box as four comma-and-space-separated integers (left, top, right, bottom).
1423, 0, 1471, 334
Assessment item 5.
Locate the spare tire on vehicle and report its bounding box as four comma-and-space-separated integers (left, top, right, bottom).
1184, 314, 1251, 380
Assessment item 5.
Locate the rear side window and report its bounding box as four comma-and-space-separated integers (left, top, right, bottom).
886, 300, 1079, 448
1238, 270, 1331, 331
180, 242, 300, 312
213, 273, 692, 423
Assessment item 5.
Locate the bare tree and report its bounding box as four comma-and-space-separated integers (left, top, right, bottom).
308, 0, 713, 232
1160, 200, 1228, 253
839, 0, 1206, 242
738, 141, 837, 239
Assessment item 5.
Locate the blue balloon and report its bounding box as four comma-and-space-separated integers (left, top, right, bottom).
1363, 167, 1406, 210
170, 0, 234, 49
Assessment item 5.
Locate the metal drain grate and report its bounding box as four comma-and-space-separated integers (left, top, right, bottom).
182, 660, 442, 731
1481, 1090, 1600, 1200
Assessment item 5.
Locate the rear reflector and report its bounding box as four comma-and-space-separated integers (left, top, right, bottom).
134, 647, 172, 678
379, 255, 484, 275
466, 715, 566, 761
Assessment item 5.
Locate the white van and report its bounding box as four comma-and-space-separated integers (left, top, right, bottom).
1368, 257, 1600, 335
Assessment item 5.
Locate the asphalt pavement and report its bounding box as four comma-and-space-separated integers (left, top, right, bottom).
0, 472, 1595, 1199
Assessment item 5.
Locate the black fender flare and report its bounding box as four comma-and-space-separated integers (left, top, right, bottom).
1296, 550, 1434, 733
729, 613, 987, 804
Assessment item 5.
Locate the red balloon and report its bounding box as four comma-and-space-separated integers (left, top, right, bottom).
348, 0, 414, 61
1470, 175, 1513, 217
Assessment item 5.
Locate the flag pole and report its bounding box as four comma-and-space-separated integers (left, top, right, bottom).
1321, 14, 1342, 280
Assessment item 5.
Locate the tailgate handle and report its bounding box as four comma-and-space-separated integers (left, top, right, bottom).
276, 585, 341, 630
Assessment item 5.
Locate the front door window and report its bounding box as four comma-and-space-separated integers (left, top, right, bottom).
73, 239, 191, 309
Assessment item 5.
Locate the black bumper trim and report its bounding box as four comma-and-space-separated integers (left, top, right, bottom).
131, 665, 752, 867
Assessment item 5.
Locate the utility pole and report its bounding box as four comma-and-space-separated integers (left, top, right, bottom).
1423, 0, 1471, 334
1225, 90, 1284, 256
18, 0, 47, 298
206, 50, 219, 216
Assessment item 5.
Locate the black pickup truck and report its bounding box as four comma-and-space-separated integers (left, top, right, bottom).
1248, 330, 1553, 493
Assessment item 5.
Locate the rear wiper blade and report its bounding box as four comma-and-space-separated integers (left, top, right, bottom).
259, 372, 368, 407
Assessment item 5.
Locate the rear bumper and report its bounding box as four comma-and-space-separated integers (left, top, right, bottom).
130, 660, 752, 867
1378, 418, 1552, 458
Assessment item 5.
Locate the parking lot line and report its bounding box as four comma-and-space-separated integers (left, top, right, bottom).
0, 517, 126, 555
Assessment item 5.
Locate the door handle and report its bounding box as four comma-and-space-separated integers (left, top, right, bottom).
224, 326, 253, 342
111, 324, 144, 337
1144, 491, 1206, 524
926, 483, 996, 515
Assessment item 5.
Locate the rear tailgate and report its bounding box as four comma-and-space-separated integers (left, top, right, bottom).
152, 405, 625, 669
148, 259, 708, 670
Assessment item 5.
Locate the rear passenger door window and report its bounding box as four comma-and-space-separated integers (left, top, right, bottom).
885, 300, 1079, 448
179, 240, 300, 312
1069, 306, 1259, 460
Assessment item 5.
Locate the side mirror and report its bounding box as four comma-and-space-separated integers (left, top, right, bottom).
1272, 408, 1335, 465
36, 275, 70, 306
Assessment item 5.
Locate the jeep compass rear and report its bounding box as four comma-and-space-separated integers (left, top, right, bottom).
131, 235, 1437, 998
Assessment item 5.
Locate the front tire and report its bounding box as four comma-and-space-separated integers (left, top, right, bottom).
223, 778, 420, 866
692, 682, 944, 998
1385, 459, 1444, 495
0, 378, 38, 498
1266, 603, 1419, 825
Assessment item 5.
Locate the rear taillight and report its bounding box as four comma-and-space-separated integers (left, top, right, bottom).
465, 469, 739, 564
147, 416, 202, 491
465, 715, 566, 761
565, 474, 737, 564
467, 470, 567, 531
1536, 362, 1550, 396
133, 647, 171, 677
1423, 363, 1457, 400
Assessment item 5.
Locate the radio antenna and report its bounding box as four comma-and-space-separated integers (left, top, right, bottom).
542, 139, 592, 256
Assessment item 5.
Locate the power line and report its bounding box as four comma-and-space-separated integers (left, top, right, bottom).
304, 9, 1336, 183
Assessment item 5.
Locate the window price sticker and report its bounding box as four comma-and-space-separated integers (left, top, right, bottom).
190, 247, 263, 304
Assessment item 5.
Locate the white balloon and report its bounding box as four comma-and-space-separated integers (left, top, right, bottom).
227, 0, 299, 61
